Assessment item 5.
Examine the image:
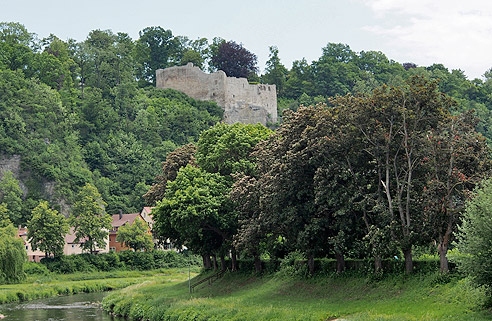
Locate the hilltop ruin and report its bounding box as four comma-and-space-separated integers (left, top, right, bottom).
156, 63, 277, 125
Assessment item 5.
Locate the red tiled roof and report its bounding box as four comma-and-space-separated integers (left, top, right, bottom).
111, 213, 140, 228
142, 207, 154, 214
65, 227, 78, 244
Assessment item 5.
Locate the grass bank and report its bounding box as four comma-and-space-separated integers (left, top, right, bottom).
0, 267, 198, 304
102, 271, 492, 320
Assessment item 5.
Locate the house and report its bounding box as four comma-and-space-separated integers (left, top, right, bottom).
64, 227, 109, 255
109, 212, 151, 252
139, 207, 177, 250
140, 207, 154, 229
17, 227, 45, 262
17, 226, 109, 261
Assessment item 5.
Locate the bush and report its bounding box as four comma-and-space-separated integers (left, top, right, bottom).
24, 262, 50, 275
455, 179, 492, 294
41, 250, 200, 273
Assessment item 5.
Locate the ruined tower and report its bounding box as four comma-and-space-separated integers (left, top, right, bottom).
156, 63, 277, 125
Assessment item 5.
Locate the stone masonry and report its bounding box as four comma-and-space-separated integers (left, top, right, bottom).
156, 63, 277, 125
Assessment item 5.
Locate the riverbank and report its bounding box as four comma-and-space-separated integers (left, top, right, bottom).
102, 271, 492, 320
0, 268, 198, 304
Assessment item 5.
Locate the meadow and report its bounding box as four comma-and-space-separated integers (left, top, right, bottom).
102, 270, 492, 321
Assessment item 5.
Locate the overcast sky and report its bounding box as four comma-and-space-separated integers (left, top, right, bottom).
2, 0, 492, 79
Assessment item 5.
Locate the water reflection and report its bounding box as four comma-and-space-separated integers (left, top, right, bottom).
0, 292, 122, 321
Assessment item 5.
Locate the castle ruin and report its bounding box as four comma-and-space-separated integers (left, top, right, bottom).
156, 63, 277, 125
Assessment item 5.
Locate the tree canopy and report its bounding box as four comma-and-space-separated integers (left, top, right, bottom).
116, 217, 153, 252
69, 183, 112, 254
28, 200, 69, 258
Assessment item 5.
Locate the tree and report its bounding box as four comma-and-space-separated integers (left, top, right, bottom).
196, 123, 272, 177
0, 203, 10, 227
27, 200, 69, 258
0, 171, 23, 226
116, 217, 153, 251
244, 105, 339, 274
134, 26, 180, 84
423, 111, 491, 272
456, 179, 492, 293
153, 165, 233, 269
262, 46, 288, 95
69, 183, 112, 254
332, 76, 454, 273
209, 40, 258, 79
143, 143, 197, 205
0, 22, 36, 73
0, 224, 26, 283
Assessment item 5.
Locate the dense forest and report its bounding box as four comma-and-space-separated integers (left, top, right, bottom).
2, 20, 492, 242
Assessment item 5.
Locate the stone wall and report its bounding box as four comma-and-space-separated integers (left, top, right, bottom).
156, 63, 277, 125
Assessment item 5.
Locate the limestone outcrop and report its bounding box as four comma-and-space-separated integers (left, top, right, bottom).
156, 63, 277, 125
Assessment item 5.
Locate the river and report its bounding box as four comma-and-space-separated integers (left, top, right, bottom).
0, 292, 123, 321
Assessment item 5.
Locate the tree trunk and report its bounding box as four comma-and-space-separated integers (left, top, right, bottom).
374, 254, 382, 273
254, 253, 262, 273
212, 254, 218, 271
231, 249, 238, 272
202, 254, 211, 269
335, 252, 345, 273
438, 241, 449, 273
220, 254, 226, 271
307, 254, 315, 275
403, 247, 413, 274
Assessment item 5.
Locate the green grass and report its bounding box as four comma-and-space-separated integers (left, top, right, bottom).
0, 268, 198, 304
102, 271, 492, 320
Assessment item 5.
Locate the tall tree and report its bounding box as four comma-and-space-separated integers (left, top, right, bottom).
262, 45, 288, 95
423, 111, 491, 272
209, 40, 258, 79
153, 165, 233, 268
69, 183, 112, 254
134, 26, 180, 84
332, 76, 453, 273
27, 200, 69, 258
0, 22, 36, 73
246, 105, 333, 274
143, 143, 197, 205
196, 123, 272, 177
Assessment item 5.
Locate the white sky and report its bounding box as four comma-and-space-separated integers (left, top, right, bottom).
2, 0, 492, 79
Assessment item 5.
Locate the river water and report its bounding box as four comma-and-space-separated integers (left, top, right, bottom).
0, 292, 123, 321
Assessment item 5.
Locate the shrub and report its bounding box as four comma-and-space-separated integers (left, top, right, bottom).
24, 262, 50, 275
455, 179, 492, 295
40, 250, 200, 273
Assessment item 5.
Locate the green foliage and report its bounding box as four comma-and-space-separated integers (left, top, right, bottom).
0, 202, 10, 227
27, 200, 69, 257
196, 122, 272, 176
41, 250, 200, 273
23, 261, 50, 275
143, 143, 197, 205
0, 224, 26, 284
0, 171, 23, 225
455, 179, 492, 294
69, 183, 112, 254
153, 165, 233, 255
116, 217, 153, 252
